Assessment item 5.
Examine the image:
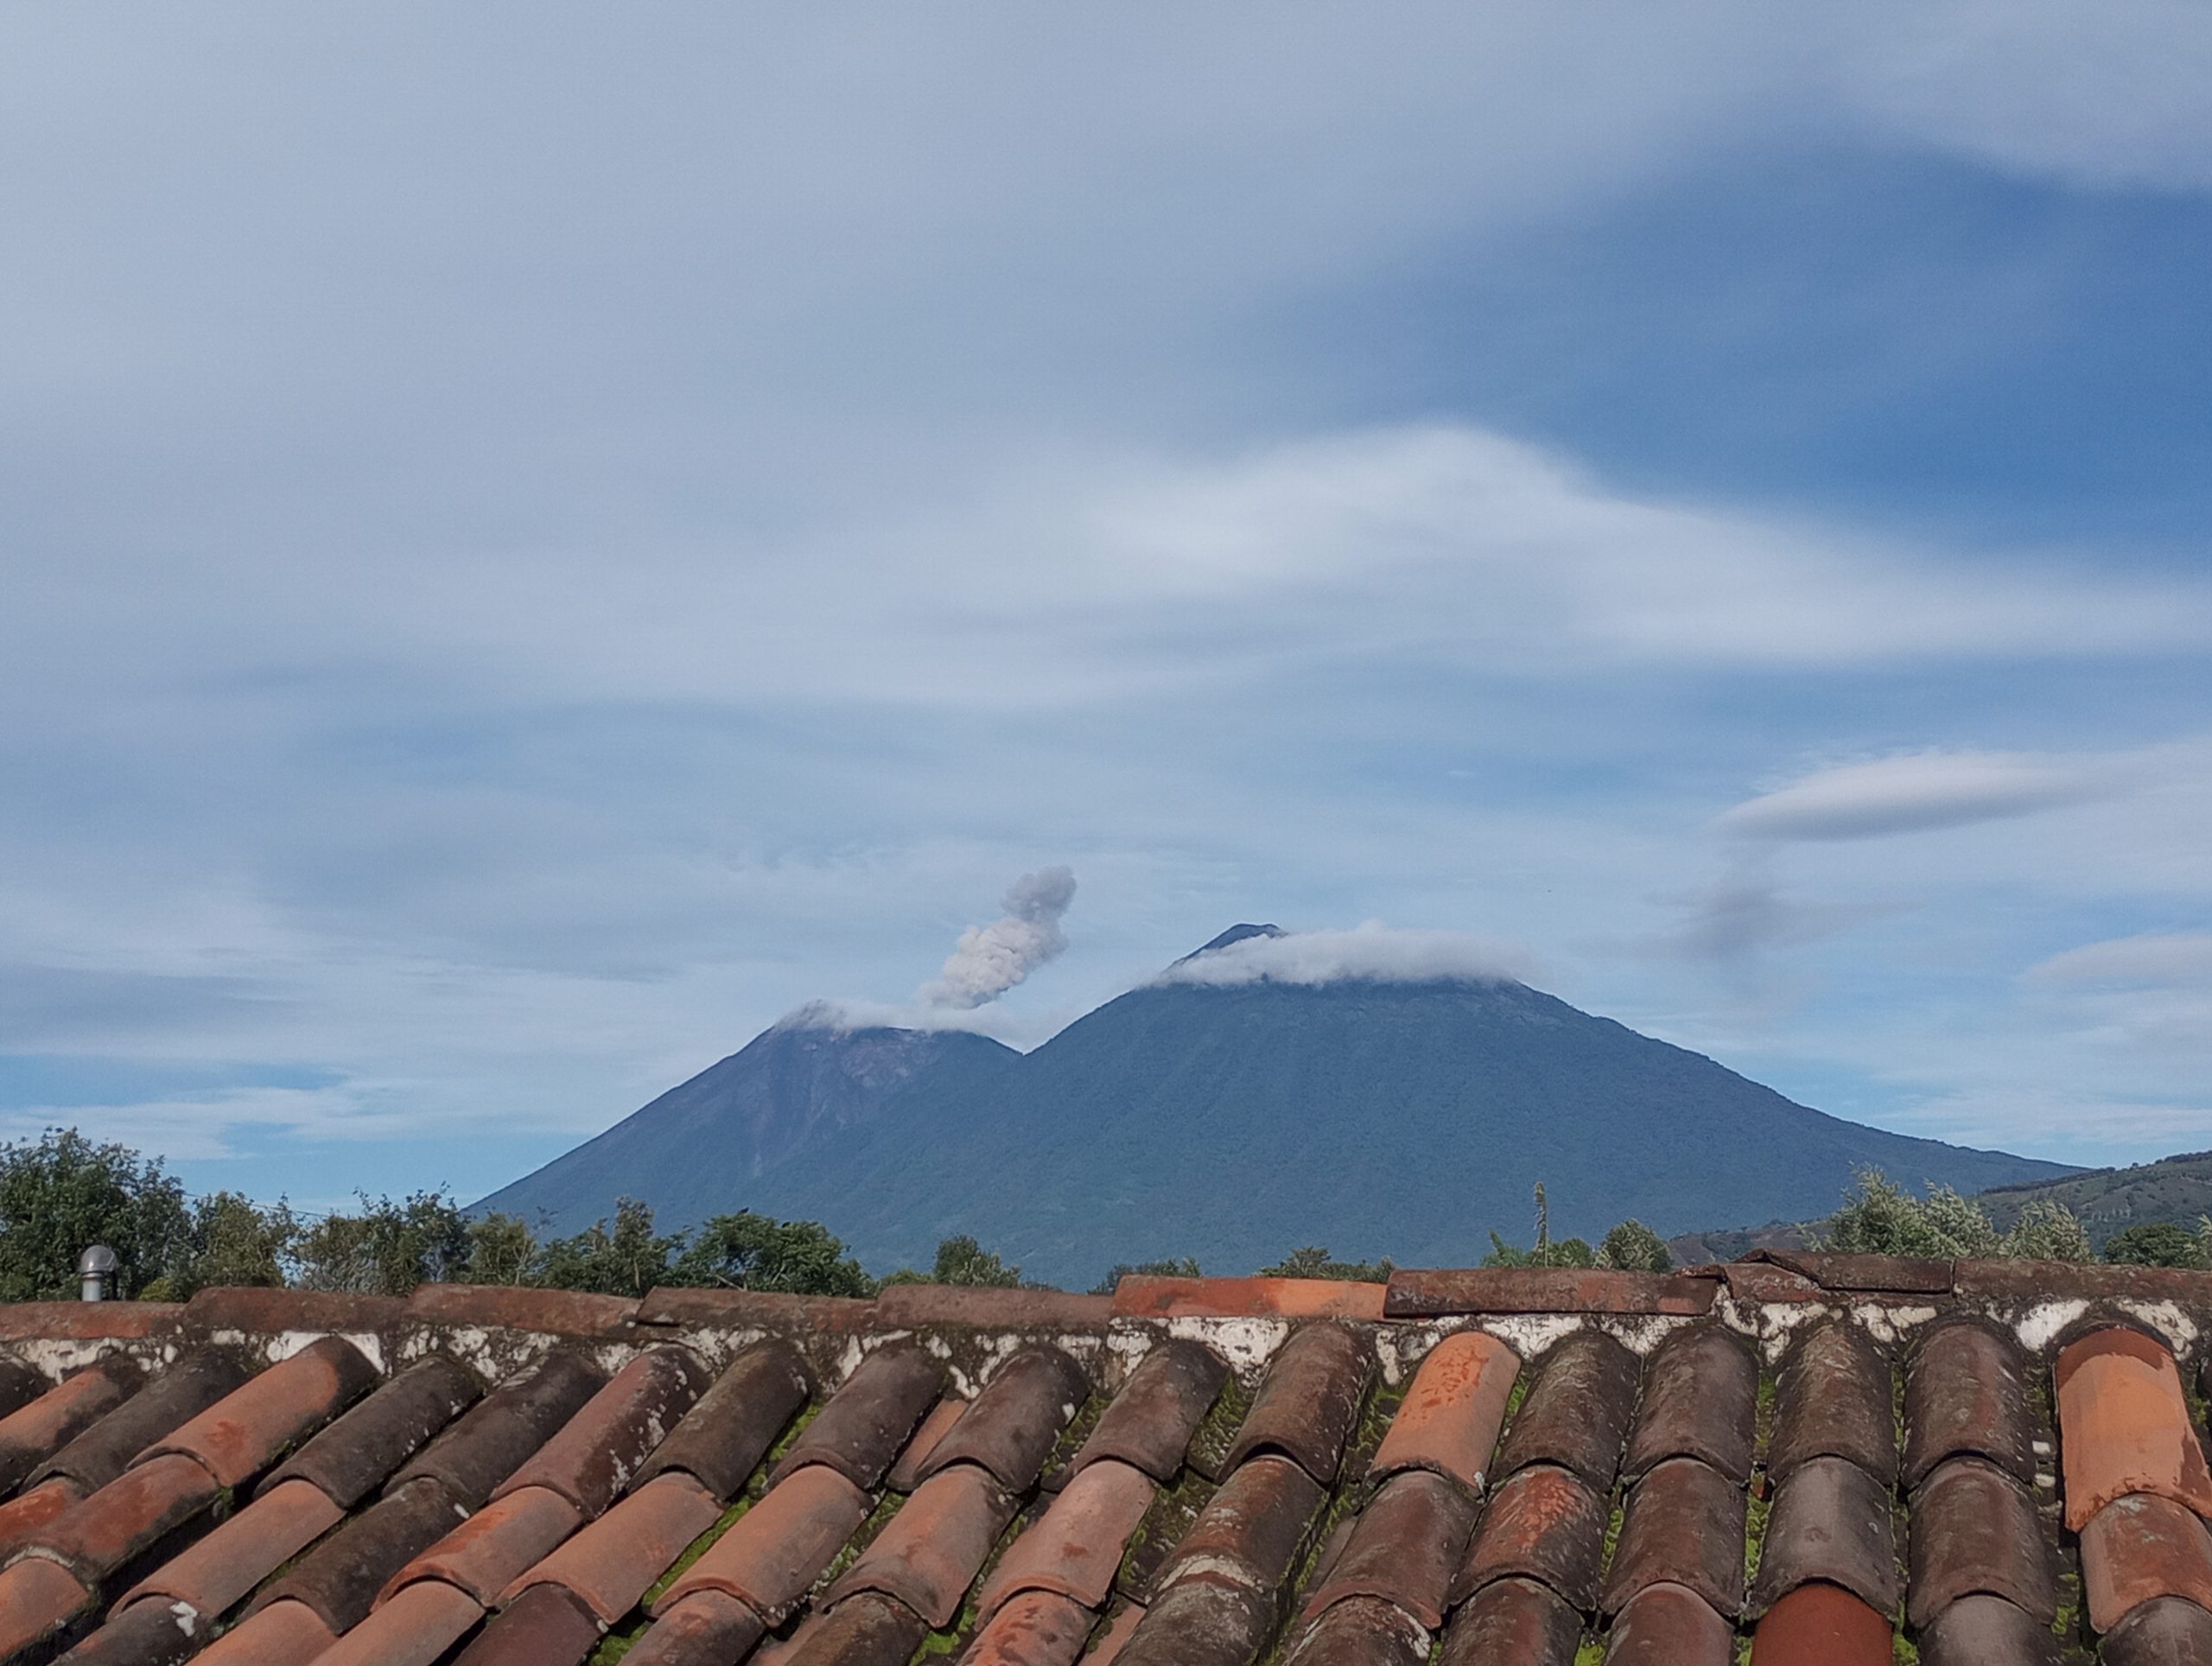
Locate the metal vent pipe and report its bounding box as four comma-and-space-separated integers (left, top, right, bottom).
77, 1244, 118, 1302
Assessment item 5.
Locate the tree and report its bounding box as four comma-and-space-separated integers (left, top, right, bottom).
1596, 1220, 1672, 1273
1821, 1168, 2088, 1262
1090, 1257, 1203, 1295
162, 1192, 298, 1299
292, 1190, 470, 1295
1261, 1246, 1396, 1281
2005, 1199, 2094, 1262
0, 1129, 190, 1300
1482, 1232, 1596, 1269
2104, 1220, 2203, 1269
535, 1199, 679, 1297
669, 1212, 874, 1297
463, 1212, 539, 1287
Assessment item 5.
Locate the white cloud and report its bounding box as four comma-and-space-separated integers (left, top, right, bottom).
1718, 751, 2116, 842
1154, 921, 1532, 989
2026, 932, 2212, 988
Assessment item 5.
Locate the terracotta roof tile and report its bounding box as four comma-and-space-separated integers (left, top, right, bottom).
1071, 1340, 1228, 1483
0, 1478, 86, 1560
452, 1579, 603, 1666
503, 1468, 721, 1622
1903, 1319, 2035, 1491
768, 1342, 943, 1490
1745, 1250, 1952, 1294
313, 1572, 486, 1666
1282, 1593, 1430, 1666
1111, 1575, 1276, 1666
1916, 1592, 2062, 1666
1112, 1276, 1386, 1321
1384, 1268, 1718, 1318
777, 1590, 931, 1666
635, 1337, 811, 1499
887, 1395, 969, 1493
1220, 1323, 1372, 1485
962, 1587, 1096, 1666
0, 1554, 95, 1658
137, 1335, 378, 1487
264, 1354, 481, 1509
823, 1460, 1019, 1625
249, 1474, 467, 1632
1433, 1574, 1582, 1666
491, 1345, 708, 1517
1301, 1468, 1476, 1629
182, 1286, 407, 1334
1491, 1327, 1637, 1491
1767, 1319, 1896, 1486
0, 1300, 182, 1345
633, 1284, 876, 1332
1083, 1598, 1145, 1664
1619, 1326, 1757, 1486
1747, 1580, 1893, 1666
2102, 1593, 2212, 1665
655, 1460, 870, 1623
381, 1481, 582, 1606
2081, 1490, 2212, 1632
405, 1281, 643, 1338
58, 1595, 204, 1666
1449, 1462, 1606, 1612
1368, 1330, 1517, 1493
2056, 1325, 2212, 1530
191, 1596, 339, 1665
1602, 1458, 1745, 1619
1904, 1456, 2053, 1628
874, 1284, 1116, 1331
32, 1352, 251, 1494
1602, 1580, 1734, 1666
0, 1362, 140, 1494
0, 1355, 48, 1418
979, 1456, 1154, 1615
116, 1475, 345, 1620
31, 1450, 223, 1585
388, 1349, 606, 1510
1157, 1453, 1326, 1596
1747, 1455, 1900, 1618
621, 1588, 769, 1666
918, 1346, 1090, 1492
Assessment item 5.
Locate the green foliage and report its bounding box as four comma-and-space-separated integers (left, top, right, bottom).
1821, 1168, 2090, 1262
291, 1190, 471, 1295
166, 1191, 299, 1299
0, 1129, 190, 1300
2103, 1219, 2207, 1269
1259, 1246, 1395, 1281
463, 1212, 539, 1287
1482, 1231, 1597, 1269
1089, 1257, 1203, 1295
1597, 1219, 1673, 1273
670, 1212, 874, 1297
535, 1198, 680, 1298
885, 1235, 1026, 1288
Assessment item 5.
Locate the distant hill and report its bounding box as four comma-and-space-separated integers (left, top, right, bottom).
1670, 1150, 2212, 1262
476, 929, 2075, 1287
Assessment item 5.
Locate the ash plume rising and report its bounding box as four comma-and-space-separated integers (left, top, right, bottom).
918, 866, 1077, 1009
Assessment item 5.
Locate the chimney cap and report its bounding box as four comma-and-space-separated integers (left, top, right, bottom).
76, 1245, 119, 1275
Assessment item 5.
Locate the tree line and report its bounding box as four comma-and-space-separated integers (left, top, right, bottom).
3, 1129, 2200, 1307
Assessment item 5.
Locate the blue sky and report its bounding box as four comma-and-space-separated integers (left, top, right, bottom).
3, 5, 2209, 1215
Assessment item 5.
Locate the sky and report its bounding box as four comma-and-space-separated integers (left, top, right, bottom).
3, 3, 2209, 1214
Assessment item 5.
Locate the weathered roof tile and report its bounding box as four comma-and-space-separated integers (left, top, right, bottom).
1747, 1455, 1901, 1618
0, 1362, 140, 1494
1282, 1593, 1429, 1666
1916, 1592, 2062, 1666
1220, 1324, 1371, 1485
634, 1337, 810, 1500
653, 1461, 870, 1623
1433, 1574, 1583, 1666
1601, 1580, 1734, 1666
2056, 1326, 2212, 1530
1112, 1575, 1277, 1666
2080, 1490, 2212, 1632
1073, 1340, 1228, 1482
917, 1345, 1089, 1491
622, 1589, 769, 1666
504, 1468, 721, 1622
963, 1587, 1096, 1666
116, 1475, 345, 1621
251, 1475, 467, 1633
1904, 1319, 2036, 1491
2101, 1593, 2212, 1666
821, 1461, 1017, 1625
1367, 1331, 1517, 1493
1157, 1453, 1326, 1595
491, 1345, 708, 1518
1385, 1268, 1718, 1319
1302, 1468, 1476, 1628
451, 1580, 602, 1666
1747, 1580, 1893, 1666
1768, 1319, 1896, 1486
380, 1482, 582, 1606
388, 1350, 606, 1511
980, 1456, 1155, 1615
35, 1450, 223, 1584
1492, 1327, 1638, 1491
33, 1351, 251, 1494
1905, 1456, 2053, 1628
266, 1353, 480, 1509
1620, 1326, 1757, 1486
768, 1342, 942, 1491
1602, 1458, 1745, 1618
1450, 1462, 1606, 1612
139, 1335, 378, 1487
0, 1555, 95, 1660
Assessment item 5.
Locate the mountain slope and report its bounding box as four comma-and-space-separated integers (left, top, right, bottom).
528, 960, 2069, 1286
473, 1018, 1019, 1230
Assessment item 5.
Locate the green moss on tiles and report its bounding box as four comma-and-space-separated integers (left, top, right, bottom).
639, 1496, 750, 1609
1573, 1639, 1605, 1666
1741, 1488, 1770, 1588
1185, 1371, 1254, 1477
745, 1400, 820, 1498
1892, 1631, 1920, 1664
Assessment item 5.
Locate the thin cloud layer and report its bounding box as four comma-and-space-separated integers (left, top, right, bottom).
1155, 923, 1530, 989
2027, 932, 2212, 988
1718, 752, 2113, 842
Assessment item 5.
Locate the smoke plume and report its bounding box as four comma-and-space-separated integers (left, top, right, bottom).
918, 866, 1077, 1009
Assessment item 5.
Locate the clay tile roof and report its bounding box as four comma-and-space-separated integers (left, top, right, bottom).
767, 1341, 942, 1490
1071, 1339, 1228, 1482
1367, 1330, 1517, 1492
1619, 1325, 1757, 1485
1434, 1574, 1581, 1666
1490, 1326, 1637, 1489
1220, 1323, 1372, 1485
912, 1345, 1089, 1491
21, 1258, 2212, 1662
489, 1344, 709, 1518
